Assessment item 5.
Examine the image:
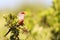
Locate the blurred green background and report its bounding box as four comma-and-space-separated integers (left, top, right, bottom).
0, 0, 60, 40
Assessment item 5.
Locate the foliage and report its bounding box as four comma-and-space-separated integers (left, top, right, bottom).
0, 0, 60, 40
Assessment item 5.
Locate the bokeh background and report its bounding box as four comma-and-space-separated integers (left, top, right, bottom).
0, 0, 60, 40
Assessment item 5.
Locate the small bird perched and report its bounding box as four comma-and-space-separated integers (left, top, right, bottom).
17, 12, 25, 26
4, 11, 28, 38
17, 11, 28, 33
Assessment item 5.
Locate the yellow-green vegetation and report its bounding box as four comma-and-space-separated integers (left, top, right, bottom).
0, 0, 60, 40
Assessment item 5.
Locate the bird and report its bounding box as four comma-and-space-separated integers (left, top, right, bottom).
17, 11, 25, 26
